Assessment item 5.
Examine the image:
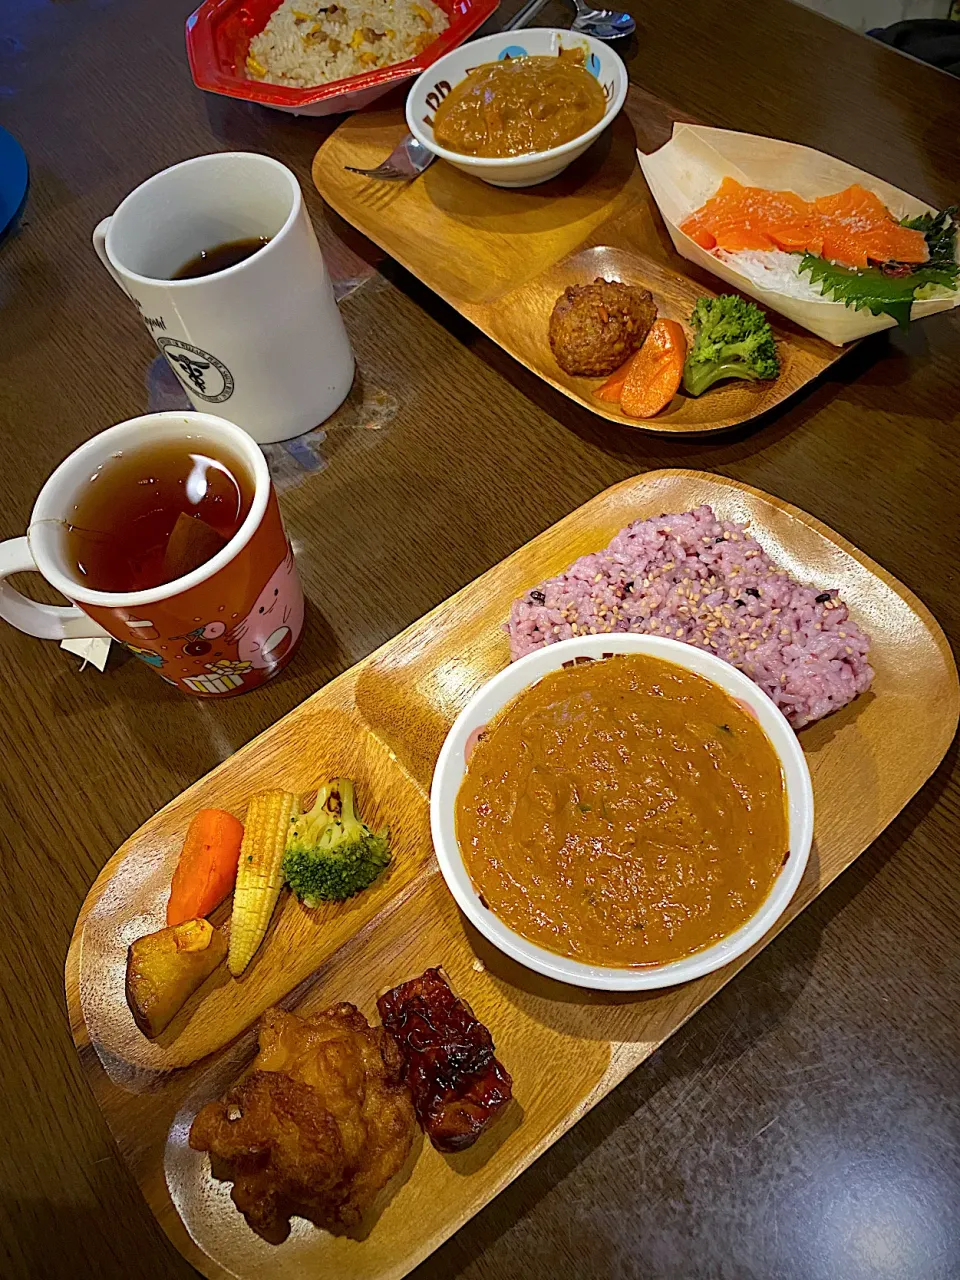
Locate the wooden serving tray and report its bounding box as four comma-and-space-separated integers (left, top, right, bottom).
66, 471, 958, 1280
312, 89, 851, 435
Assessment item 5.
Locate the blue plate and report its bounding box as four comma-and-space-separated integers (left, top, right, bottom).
0, 124, 28, 248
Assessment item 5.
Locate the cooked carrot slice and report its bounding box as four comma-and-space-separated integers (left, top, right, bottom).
595, 355, 635, 403
622, 356, 682, 418
619, 319, 687, 419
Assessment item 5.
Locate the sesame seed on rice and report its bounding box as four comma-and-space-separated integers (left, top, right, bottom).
507, 504, 873, 730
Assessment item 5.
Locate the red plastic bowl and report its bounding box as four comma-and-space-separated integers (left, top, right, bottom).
186, 0, 499, 116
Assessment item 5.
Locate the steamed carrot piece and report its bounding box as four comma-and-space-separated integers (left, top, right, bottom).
622, 357, 682, 419
619, 319, 687, 419
596, 355, 635, 403
167, 808, 245, 927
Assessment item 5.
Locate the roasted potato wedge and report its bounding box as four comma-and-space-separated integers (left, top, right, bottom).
125, 917, 227, 1039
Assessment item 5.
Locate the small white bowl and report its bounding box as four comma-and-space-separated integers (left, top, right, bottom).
405, 28, 629, 188
430, 634, 814, 991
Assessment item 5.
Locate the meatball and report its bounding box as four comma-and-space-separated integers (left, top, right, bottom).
548, 278, 658, 378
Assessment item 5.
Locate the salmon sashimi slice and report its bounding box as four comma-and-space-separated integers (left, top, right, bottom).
814, 184, 927, 268
681, 179, 781, 252
679, 179, 928, 269
682, 179, 755, 249
680, 180, 823, 255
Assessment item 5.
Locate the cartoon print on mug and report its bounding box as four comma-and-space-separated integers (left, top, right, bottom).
228, 543, 304, 673
127, 644, 165, 668
174, 619, 228, 658
118, 615, 165, 666
160, 641, 253, 695
113, 533, 302, 697
182, 659, 251, 695
120, 615, 160, 642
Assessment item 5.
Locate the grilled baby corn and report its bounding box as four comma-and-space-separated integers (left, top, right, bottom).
228, 790, 300, 976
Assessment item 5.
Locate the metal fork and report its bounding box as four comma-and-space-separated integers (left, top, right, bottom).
344, 131, 436, 182
344, 0, 552, 180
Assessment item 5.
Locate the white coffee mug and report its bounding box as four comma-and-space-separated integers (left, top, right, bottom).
93, 152, 355, 445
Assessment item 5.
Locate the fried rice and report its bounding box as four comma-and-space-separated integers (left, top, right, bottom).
246, 0, 448, 88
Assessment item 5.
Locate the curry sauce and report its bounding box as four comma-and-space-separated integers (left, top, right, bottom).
455, 654, 789, 968
431, 50, 607, 159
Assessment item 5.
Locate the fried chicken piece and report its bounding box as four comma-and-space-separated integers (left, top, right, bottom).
549, 277, 658, 377
189, 1003, 417, 1242
377, 968, 513, 1153
255, 1004, 416, 1224
188, 1071, 344, 1242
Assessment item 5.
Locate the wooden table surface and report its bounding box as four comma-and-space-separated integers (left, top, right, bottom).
1, 1, 958, 1276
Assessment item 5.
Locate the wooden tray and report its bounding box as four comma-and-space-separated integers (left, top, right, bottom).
312, 88, 851, 435
66, 471, 958, 1280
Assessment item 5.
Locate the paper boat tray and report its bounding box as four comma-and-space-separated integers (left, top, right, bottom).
638, 124, 960, 345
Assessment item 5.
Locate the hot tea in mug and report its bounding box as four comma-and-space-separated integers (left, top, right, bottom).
172, 237, 270, 280
64, 438, 256, 593
0, 412, 305, 697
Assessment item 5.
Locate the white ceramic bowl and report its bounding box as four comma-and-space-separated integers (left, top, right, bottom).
431, 634, 814, 991
405, 28, 629, 188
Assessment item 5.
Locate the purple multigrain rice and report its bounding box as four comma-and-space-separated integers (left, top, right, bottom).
507, 505, 873, 730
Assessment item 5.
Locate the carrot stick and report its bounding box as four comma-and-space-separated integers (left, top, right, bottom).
619, 319, 687, 419
595, 355, 635, 403
167, 808, 245, 927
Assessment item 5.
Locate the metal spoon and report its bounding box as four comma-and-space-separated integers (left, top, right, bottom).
570, 0, 635, 40
509, 0, 635, 40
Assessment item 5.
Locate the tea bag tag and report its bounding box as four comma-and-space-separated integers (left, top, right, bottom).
61, 636, 112, 672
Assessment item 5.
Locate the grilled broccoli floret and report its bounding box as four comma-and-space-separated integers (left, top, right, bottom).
283, 778, 390, 907
682, 295, 780, 397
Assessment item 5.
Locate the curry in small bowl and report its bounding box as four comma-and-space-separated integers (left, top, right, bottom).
456, 652, 789, 969
431, 48, 607, 159
406, 30, 628, 189
431, 634, 813, 990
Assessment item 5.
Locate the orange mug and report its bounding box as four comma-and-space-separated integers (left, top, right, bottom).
0, 412, 304, 696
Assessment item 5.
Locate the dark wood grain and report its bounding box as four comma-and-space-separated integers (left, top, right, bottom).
0, 1, 958, 1278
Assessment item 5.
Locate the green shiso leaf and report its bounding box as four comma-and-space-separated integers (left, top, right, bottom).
798, 207, 958, 329
799, 256, 958, 329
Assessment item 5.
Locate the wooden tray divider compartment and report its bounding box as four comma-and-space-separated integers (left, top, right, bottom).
312, 89, 854, 434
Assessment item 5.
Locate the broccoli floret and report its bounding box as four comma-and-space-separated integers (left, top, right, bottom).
283, 778, 390, 907
682, 295, 780, 397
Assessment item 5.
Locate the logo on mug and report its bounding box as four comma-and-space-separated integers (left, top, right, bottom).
156, 338, 235, 404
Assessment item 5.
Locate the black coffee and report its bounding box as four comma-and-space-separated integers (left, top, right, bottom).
173, 236, 270, 280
